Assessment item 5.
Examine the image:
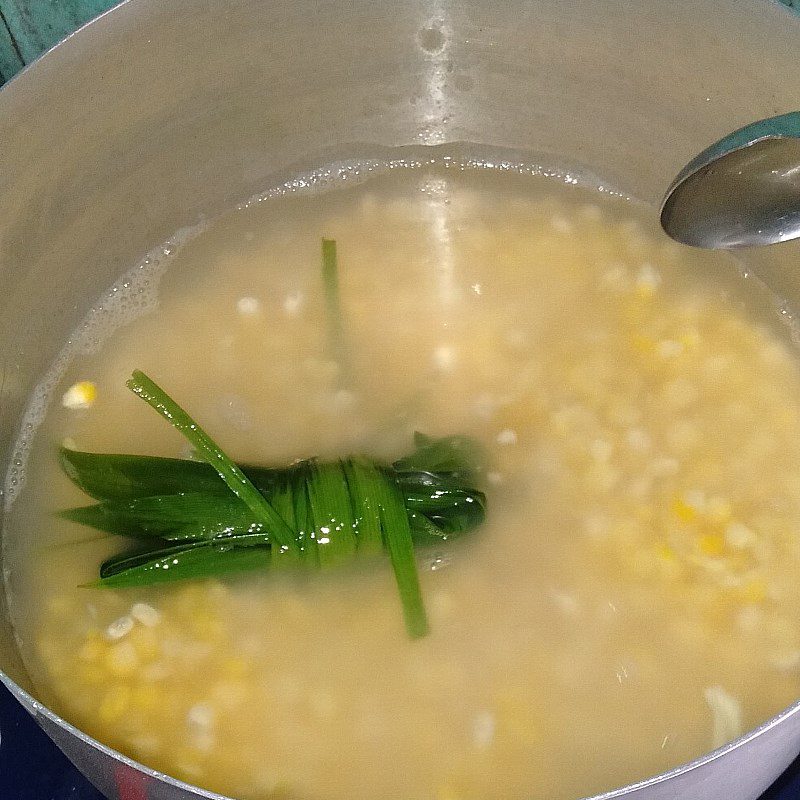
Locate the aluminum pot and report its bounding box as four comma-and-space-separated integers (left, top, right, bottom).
2, 1, 800, 798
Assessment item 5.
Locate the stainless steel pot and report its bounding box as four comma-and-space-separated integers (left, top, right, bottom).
2, 1, 800, 798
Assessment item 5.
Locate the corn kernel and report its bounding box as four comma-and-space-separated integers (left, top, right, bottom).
222, 656, 249, 679
131, 683, 158, 713
742, 578, 768, 604
187, 703, 215, 731
656, 542, 676, 562
631, 335, 655, 354
679, 330, 700, 349
191, 611, 223, 639
672, 496, 697, 523
105, 615, 134, 641
131, 602, 161, 628
77, 662, 106, 686
698, 533, 725, 556
62, 381, 97, 410
635, 284, 655, 301
98, 685, 131, 723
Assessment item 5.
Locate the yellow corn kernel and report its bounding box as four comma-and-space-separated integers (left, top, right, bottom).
698, 533, 725, 556
671, 496, 697, 523
191, 611, 223, 639
98, 685, 131, 724
61, 381, 97, 410
635, 283, 656, 301
679, 330, 700, 350
131, 683, 158, 713
105, 641, 139, 678
222, 656, 249, 679
655, 542, 676, 562
77, 662, 106, 686
631, 334, 655, 354
742, 578, 768, 604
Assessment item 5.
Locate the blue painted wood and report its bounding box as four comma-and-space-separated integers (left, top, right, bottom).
0, 8, 24, 83
0, 0, 116, 80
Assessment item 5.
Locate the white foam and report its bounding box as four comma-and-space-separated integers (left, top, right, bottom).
236, 144, 631, 211
3, 231, 192, 510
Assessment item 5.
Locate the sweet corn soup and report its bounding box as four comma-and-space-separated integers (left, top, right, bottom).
6, 158, 800, 800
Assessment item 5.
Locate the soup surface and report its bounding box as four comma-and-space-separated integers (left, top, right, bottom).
6, 161, 800, 800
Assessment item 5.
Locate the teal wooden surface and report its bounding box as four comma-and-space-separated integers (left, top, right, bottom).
0, 9, 24, 82
0, 0, 116, 82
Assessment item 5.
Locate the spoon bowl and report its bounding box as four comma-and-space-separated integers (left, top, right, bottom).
661, 112, 800, 248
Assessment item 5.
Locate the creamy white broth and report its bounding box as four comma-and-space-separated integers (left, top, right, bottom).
6, 162, 800, 800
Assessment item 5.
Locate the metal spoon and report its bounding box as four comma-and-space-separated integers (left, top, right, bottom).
660, 112, 800, 249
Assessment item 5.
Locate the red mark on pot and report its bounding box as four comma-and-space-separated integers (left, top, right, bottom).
115, 764, 149, 800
